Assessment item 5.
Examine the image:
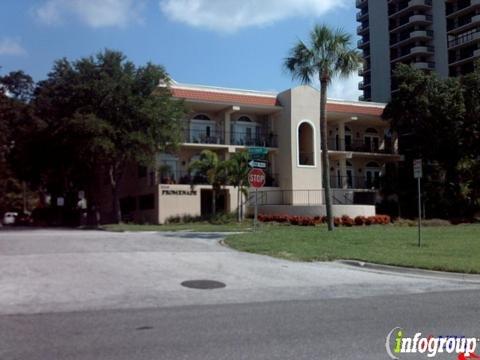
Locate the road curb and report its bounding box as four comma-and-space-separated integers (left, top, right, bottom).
336, 260, 480, 283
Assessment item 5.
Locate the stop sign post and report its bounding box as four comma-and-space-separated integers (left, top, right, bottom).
248, 168, 265, 231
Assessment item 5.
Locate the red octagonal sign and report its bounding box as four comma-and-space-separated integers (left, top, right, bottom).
248, 168, 266, 188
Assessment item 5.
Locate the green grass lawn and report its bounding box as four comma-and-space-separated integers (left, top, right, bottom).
102, 221, 252, 233
224, 224, 480, 274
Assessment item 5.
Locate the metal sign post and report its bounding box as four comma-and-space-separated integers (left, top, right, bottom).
413, 159, 423, 247
248, 168, 266, 232
254, 189, 258, 232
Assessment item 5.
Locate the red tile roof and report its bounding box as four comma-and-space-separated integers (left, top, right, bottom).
171, 88, 279, 107
327, 103, 384, 116
171, 87, 385, 116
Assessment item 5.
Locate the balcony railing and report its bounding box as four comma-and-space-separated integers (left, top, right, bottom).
183, 130, 278, 147
330, 175, 381, 190
250, 189, 377, 206
327, 137, 395, 154
230, 131, 278, 147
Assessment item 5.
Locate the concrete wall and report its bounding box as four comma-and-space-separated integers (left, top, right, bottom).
368, 0, 391, 103
255, 204, 376, 218
158, 184, 240, 224
432, 0, 449, 78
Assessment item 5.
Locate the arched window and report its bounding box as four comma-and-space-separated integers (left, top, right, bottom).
297, 121, 315, 166
366, 161, 380, 168
237, 115, 252, 122
193, 114, 211, 121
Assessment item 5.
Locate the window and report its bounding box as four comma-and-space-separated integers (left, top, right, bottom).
193, 114, 211, 121
138, 194, 155, 210
237, 116, 252, 122
298, 121, 315, 166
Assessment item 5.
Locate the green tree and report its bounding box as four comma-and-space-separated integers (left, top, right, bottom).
33, 50, 186, 223
189, 150, 228, 216
383, 64, 467, 218
284, 24, 363, 231
0, 70, 38, 215
227, 151, 250, 221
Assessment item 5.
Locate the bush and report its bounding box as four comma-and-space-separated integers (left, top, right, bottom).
341, 215, 354, 227
354, 216, 366, 226
257, 213, 392, 227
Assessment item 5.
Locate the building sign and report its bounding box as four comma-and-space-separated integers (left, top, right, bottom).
162, 190, 197, 196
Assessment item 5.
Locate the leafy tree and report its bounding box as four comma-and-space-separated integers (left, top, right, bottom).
189, 150, 228, 216
226, 151, 250, 221
0, 70, 38, 215
284, 24, 363, 231
33, 50, 186, 223
383, 64, 472, 218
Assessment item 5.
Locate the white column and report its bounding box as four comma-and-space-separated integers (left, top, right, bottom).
224, 106, 240, 145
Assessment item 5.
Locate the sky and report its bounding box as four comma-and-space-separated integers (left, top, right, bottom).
0, 0, 361, 100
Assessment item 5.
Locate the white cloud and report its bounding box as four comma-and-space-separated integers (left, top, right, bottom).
328, 74, 362, 101
159, 0, 348, 33
33, 0, 144, 28
0, 38, 26, 56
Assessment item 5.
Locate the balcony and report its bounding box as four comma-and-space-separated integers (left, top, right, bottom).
389, 0, 432, 18
412, 61, 435, 70
183, 129, 278, 148
356, 0, 367, 8
447, 0, 480, 19
448, 14, 480, 35
410, 29, 433, 39
356, 10, 368, 21
357, 38, 370, 48
184, 129, 225, 145
448, 29, 480, 48
330, 175, 382, 190
410, 45, 434, 54
328, 137, 395, 154
391, 14, 432, 32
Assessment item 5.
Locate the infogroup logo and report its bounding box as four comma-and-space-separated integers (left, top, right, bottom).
385, 327, 479, 359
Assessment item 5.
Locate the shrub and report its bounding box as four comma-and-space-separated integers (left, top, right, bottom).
354, 216, 366, 226
341, 215, 354, 227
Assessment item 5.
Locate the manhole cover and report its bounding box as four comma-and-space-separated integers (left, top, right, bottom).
181, 280, 226, 290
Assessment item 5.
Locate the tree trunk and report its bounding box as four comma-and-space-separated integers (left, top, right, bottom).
237, 187, 241, 222
109, 165, 122, 224
212, 188, 217, 216
320, 77, 334, 231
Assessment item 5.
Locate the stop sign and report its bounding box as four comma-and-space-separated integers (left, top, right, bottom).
248, 168, 266, 188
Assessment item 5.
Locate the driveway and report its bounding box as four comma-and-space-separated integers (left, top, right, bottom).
0, 229, 477, 315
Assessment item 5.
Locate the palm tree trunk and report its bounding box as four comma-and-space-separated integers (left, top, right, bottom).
212, 188, 217, 216
320, 77, 334, 231
237, 187, 241, 222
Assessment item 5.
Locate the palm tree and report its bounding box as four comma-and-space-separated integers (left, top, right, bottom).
284, 24, 363, 231
189, 150, 228, 216
227, 151, 250, 222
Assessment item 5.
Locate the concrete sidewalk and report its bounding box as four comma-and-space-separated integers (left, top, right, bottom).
0, 229, 477, 315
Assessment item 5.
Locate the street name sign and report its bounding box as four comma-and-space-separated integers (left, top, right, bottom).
413, 159, 423, 179
248, 159, 267, 169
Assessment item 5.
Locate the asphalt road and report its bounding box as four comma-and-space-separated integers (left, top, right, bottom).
0, 229, 479, 359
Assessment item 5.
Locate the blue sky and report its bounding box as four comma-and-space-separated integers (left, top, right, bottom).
0, 0, 361, 99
